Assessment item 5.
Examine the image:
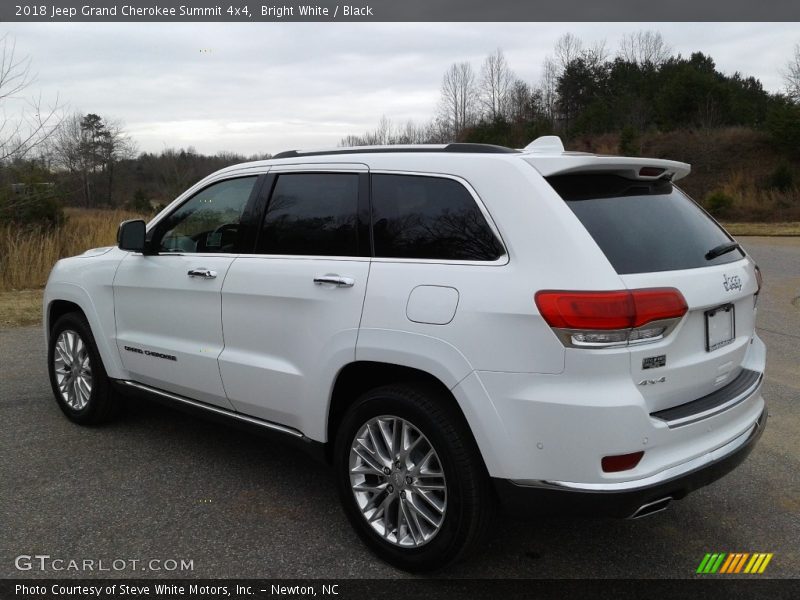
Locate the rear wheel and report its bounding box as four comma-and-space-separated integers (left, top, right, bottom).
334, 383, 493, 572
48, 312, 119, 425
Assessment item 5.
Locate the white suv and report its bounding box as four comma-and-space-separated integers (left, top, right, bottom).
44, 136, 766, 571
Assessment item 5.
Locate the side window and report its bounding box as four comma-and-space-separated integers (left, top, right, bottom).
371, 174, 503, 261
156, 177, 257, 253
258, 173, 359, 256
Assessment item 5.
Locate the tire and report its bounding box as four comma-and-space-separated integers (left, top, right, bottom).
47, 311, 119, 425
334, 383, 494, 572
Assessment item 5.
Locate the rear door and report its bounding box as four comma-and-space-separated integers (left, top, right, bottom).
548, 173, 760, 414
218, 165, 370, 434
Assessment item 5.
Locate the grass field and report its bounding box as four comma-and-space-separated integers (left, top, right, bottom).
723, 222, 800, 236
0, 208, 147, 327
0, 208, 148, 292
0, 209, 797, 327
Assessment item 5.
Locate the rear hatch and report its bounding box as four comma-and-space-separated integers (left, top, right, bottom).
545, 171, 760, 415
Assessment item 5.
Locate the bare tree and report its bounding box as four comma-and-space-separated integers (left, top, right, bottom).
438, 62, 478, 140
0, 34, 62, 162
783, 43, 800, 102
619, 31, 671, 67
538, 57, 560, 124
479, 48, 515, 120
584, 40, 609, 69
553, 33, 584, 72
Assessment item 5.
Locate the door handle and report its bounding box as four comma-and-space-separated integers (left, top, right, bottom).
313, 275, 355, 288
187, 268, 217, 279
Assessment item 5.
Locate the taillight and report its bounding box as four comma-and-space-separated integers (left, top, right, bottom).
535, 288, 687, 348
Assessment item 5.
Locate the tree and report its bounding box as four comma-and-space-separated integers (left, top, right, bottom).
619, 31, 671, 67
557, 57, 609, 133
479, 49, 514, 120
438, 62, 478, 140
784, 43, 800, 103
553, 33, 584, 72
539, 57, 560, 125
51, 112, 136, 206
0, 34, 62, 162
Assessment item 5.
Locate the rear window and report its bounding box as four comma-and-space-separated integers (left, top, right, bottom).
547, 174, 744, 274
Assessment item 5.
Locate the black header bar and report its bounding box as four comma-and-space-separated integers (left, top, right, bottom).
4, 0, 800, 22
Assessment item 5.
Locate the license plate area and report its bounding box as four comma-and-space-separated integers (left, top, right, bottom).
705, 303, 735, 351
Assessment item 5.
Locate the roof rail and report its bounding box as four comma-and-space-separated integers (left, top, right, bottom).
272, 143, 519, 160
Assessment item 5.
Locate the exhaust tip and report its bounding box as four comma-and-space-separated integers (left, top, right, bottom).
629, 496, 673, 519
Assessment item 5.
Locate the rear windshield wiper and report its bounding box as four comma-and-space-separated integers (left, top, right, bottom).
705, 241, 742, 261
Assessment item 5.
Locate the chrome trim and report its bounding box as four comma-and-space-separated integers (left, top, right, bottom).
511, 410, 763, 492
118, 380, 304, 439
629, 496, 672, 519
656, 372, 763, 429
313, 275, 355, 287
187, 268, 218, 279
552, 317, 682, 349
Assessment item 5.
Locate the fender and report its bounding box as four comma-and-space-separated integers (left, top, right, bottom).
353, 328, 511, 473
44, 251, 128, 380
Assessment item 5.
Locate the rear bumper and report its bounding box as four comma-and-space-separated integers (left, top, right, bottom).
494, 407, 766, 519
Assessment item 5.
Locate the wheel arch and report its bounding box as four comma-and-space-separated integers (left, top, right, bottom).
44, 283, 126, 380
47, 299, 85, 334
326, 361, 477, 464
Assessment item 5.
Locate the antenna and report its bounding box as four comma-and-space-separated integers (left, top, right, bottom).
523, 136, 565, 153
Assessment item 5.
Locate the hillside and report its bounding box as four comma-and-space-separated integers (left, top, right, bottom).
570, 127, 799, 222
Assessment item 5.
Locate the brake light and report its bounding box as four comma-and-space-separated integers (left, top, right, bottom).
535, 288, 687, 348
639, 166, 665, 177
602, 451, 644, 473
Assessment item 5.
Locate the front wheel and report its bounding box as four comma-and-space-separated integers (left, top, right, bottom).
334, 384, 494, 572
48, 312, 119, 425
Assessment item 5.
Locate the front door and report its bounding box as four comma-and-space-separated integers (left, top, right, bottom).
113, 175, 260, 409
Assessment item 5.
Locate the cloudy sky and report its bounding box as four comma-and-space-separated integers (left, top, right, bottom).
7, 23, 799, 156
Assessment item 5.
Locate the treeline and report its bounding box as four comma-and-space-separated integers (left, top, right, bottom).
342, 32, 800, 155
0, 112, 268, 225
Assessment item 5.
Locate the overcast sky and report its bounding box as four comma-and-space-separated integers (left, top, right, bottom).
7, 23, 799, 156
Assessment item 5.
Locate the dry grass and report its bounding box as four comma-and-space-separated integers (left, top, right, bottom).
0, 208, 148, 292
0, 288, 43, 327
723, 222, 800, 236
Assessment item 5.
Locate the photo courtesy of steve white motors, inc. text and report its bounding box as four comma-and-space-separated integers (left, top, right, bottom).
15, 3, 375, 18
15, 583, 340, 597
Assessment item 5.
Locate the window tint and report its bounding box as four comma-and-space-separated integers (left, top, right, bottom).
371, 174, 503, 261
156, 177, 256, 253
258, 173, 358, 256
548, 174, 744, 274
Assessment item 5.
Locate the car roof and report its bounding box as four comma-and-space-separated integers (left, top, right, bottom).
216, 136, 691, 182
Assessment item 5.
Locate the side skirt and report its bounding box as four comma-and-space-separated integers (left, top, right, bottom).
112, 379, 328, 463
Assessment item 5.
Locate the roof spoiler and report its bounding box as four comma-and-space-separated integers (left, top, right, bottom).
521, 136, 691, 182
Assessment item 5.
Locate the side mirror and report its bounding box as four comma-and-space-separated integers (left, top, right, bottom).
117, 219, 147, 252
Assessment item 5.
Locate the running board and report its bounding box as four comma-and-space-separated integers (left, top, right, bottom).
114, 380, 325, 461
